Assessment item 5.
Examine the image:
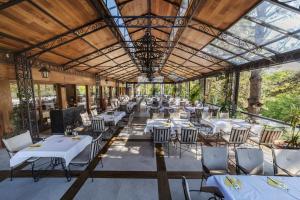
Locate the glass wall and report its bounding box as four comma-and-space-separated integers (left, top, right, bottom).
76, 85, 86, 108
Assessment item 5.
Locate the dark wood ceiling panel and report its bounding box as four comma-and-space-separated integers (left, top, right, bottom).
106, 48, 126, 59
0, 36, 29, 50
39, 52, 70, 64
151, 0, 177, 16
83, 28, 118, 49
189, 55, 213, 66
0, 1, 67, 44
32, 0, 98, 29
179, 27, 214, 49
84, 55, 110, 66
194, 0, 261, 30
51, 38, 95, 59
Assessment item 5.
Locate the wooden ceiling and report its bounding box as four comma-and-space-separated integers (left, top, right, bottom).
0, 0, 261, 82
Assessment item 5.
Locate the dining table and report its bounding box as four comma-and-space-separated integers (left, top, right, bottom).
10, 135, 92, 181
96, 111, 126, 125
206, 175, 300, 200
144, 118, 194, 135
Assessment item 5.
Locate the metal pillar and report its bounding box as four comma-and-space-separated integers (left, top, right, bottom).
14, 54, 39, 138
232, 70, 240, 117
95, 74, 101, 112
203, 77, 206, 104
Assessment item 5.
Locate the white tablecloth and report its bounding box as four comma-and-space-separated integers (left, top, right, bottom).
10, 135, 92, 167
206, 175, 300, 200
144, 118, 193, 135
201, 118, 263, 135
97, 111, 126, 125
184, 106, 209, 113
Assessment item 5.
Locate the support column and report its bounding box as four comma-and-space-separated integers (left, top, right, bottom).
14, 55, 39, 138
0, 79, 13, 147
203, 77, 206, 104
56, 84, 68, 109
85, 85, 91, 113
133, 83, 136, 97
232, 70, 240, 116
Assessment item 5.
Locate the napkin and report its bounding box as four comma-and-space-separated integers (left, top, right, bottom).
29, 144, 41, 148
71, 136, 81, 140
267, 177, 288, 190
224, 176, 242, 190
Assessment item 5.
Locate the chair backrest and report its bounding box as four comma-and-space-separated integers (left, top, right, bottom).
80, 112, 90, 126
180, 128, 198, 143
259, 128, 282, 146
182, 176, 191, 200
91, 118, 105, 132
195, 108, 203, 119
235, 148, 264, 175
90, 134, 103, 161
180, 112, 190, 119
228, 127, 250, 144
201, 146, 228, 171
90, 109, 98, 118
153, 127, 171, 143
2, 131, 33, 157
272, 149, 300, 176
208, 107, 219, 117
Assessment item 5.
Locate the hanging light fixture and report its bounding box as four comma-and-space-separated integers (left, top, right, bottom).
39, 65, 50, 78
134, 31, 163, 81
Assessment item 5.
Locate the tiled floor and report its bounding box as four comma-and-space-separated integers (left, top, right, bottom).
0, 103, 278, 199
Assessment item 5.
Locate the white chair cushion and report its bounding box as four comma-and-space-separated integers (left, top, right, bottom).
2, 131, 33, 154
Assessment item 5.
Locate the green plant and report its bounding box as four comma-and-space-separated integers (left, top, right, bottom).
283, 105, 300, 148
220, 101, 230, 113
189, 85, 200, 105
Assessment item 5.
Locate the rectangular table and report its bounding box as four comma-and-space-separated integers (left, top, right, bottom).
201, 118, 263, 135
144, 118, 194, 135
10, 135, 92, 168
206, 175, 300, 200
97, 111, 126, 125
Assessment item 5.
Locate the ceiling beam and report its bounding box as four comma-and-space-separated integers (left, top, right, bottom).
0, 0, 25, 11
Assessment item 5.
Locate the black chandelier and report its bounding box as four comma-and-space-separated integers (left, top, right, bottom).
134, 31, 163, 80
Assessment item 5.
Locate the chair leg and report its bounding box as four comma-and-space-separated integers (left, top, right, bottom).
196, 142, 198, 159
168, 142, 170, 157
31, 162, 39, 182
99, 157, 104, 168
10, 168, 13, 181
180, 143, 181, 158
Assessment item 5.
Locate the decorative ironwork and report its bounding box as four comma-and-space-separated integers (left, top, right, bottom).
133, 32, 163, 80
95, 74, 101, 112
14, 54, 39, 138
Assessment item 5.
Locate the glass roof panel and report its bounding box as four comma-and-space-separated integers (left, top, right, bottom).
227, 18, 285, 45
241, 52, 262, 61
248, 1, 300, 32
252, 48, 275, 57
202, 44, 235, 60
278, 0, 300, 10
211, 39, 246, 54
228, 56, 248, 65
219, 33, 256, 50
265, 36, 300, 53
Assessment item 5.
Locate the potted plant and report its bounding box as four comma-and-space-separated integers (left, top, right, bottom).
219, 101, 230, 119
189, 85, 200, 106
284, 105, 300, 148
274, 105, 300, 149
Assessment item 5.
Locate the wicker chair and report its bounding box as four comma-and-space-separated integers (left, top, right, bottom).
235, 148, 264, 175
249, 128, 283, 148
221, 126, 250, 149
177, 127, 198, 158
153, 127, 171, 157
272, 149, 300, 176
